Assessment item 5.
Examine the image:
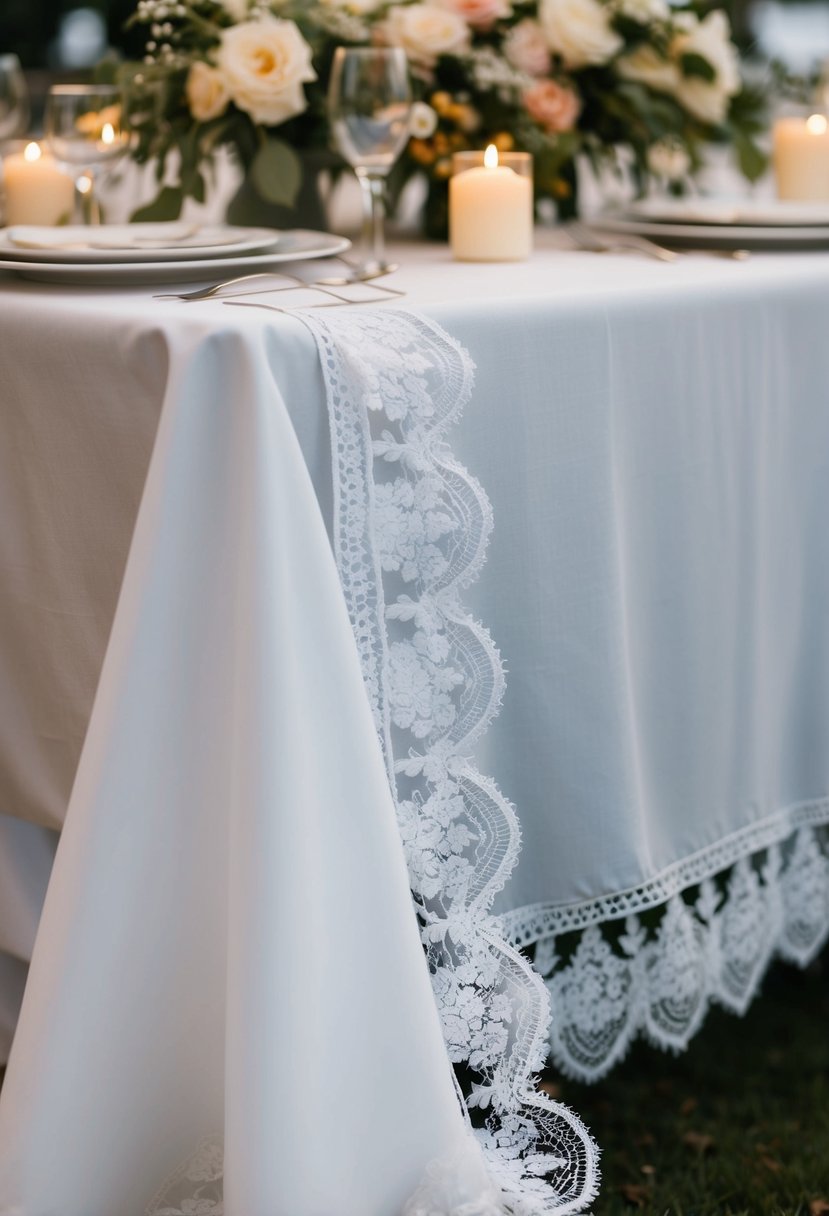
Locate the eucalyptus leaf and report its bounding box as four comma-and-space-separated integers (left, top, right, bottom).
735, 132, 768, 182
130, 186, 184, 223
251, 139, 302, 206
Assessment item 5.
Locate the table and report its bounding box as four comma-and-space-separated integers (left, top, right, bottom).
1, 234, 829, 1211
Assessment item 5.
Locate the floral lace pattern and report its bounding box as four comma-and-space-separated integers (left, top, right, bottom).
306, 310, 599, 1214
504, 814, 829, 1083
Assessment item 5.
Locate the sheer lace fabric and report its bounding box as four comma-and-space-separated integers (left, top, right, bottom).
306, 310, 599, 1213
502, 810, 829, 1082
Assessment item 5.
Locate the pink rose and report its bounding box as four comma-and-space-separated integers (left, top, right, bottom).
504, 19, 551, 77
523, 79, 581, 132
438, 0, 512, 31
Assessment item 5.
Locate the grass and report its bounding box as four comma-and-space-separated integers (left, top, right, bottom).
544, 948, 829, 1215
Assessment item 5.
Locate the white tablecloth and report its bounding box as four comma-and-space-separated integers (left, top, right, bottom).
1, 234, 829, 1202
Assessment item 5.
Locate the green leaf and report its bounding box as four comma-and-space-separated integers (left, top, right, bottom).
250, 138, 302, 207
130, 186, 184, 223
734, 131, 768, 182
680, 52, 716, 82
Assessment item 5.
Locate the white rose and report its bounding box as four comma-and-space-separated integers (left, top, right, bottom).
382, 4, 471, 67
614, 0, 668, 22
539, 0, 623, 69
186, 61, 231, 121
409, 100, 439, 137
216, 15, 316, 126
616, 44, 680, 93
504, 18, 551, 76
672, 10, 740, 125
647, 138, 690, 180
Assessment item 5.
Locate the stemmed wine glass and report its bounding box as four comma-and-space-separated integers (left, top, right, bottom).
328, 47, 412, 275
45, 84, 127, 224
0, 54, 29, 142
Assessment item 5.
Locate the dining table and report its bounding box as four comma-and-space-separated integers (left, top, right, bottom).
1, 229, 829, 1215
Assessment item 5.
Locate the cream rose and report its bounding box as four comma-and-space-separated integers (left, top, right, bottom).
437, 0, 512, 30
616, 44, 680, 94
504, 19, 551, 76
613, 0, 668, 22
539, 0, 623, 69
216, 16, 316, 126
672, 10, 740, 125
523, 79, 581, 131
186, 61, 230, 122
382, 4, 471, 67
409, 100, 439, 137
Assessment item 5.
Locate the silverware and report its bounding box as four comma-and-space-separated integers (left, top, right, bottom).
568, 220, 751, 262
566, 220, 679, 263
154, 264, 403, 302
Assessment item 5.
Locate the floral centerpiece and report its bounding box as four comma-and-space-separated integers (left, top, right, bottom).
118, 0, 766, 230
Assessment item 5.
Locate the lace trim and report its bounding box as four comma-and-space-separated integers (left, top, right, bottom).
503, 815, 829, 1083
306, 311, 599, 1214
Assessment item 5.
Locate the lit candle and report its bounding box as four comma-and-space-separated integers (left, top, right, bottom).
772, 114, 829, 201
449, 145, 533, 262
3, 141, 76, 226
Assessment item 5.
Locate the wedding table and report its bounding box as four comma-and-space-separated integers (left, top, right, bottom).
1, 232, 829, 1214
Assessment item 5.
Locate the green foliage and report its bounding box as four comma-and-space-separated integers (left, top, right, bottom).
680, 51, 718, 81
131, 186, 184, 221
250, 138, 302, 207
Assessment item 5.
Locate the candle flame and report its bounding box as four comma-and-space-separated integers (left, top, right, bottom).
807, 113, 828, 135
101, 122, 115, 145
76, 174, 93, 195
23, 142, 42, 163
484, 144, 499, 169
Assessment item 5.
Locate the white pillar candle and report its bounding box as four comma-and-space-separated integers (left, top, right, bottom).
3, 142, 76, 226
449, 145, 533, 262
772, 114, 829, 202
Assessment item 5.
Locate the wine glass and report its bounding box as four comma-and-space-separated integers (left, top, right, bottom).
328, 47, 412, 274
45, 84, 127, 224
0, 54, 29, 141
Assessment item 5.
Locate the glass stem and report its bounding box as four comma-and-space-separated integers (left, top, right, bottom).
356, 170, 386, 270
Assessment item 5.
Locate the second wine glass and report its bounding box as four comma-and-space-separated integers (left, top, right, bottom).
328, 47, 412, 275
45, 84, 127, 224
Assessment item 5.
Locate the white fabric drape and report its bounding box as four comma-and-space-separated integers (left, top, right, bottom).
0, 322, 496, 1216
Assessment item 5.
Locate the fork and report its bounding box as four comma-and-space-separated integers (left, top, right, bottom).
154, 264, 403, 302
566, 220, 679, 263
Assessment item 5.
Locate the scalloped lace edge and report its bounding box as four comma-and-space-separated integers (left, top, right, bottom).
500, 808, 829, 1083
305, 310, 600, 1213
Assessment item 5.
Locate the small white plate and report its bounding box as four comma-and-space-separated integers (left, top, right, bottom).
1, 223, 284, 263
620, 197, 829, 228
0, 230, 352, 285
595, 213, 829, 251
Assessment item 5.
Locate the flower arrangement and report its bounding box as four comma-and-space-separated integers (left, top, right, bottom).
118, 0, 766, 228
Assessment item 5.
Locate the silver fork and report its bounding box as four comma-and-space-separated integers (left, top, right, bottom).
154, 264, 403, 302
566, 220, 679, 263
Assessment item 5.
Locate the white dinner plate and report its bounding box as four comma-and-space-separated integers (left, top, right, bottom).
620, 197, 829, 227
0, 223, 285, 263
0, 230, 352, 284
595, 213, 829, 250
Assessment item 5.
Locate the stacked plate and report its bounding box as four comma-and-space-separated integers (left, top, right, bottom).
0, 222, 351, 285
595, 198, 829, 251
